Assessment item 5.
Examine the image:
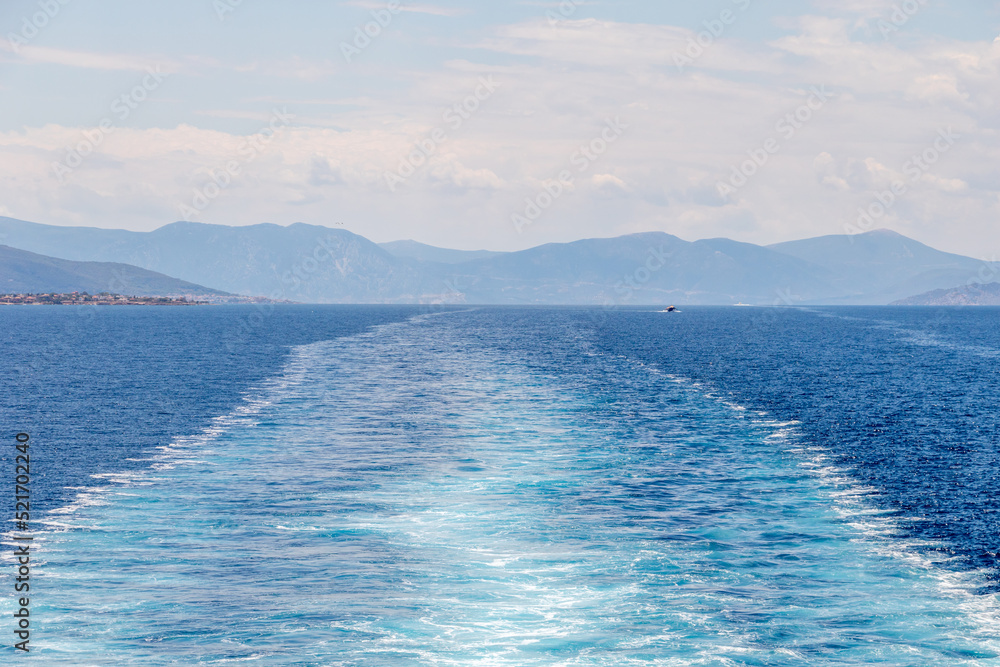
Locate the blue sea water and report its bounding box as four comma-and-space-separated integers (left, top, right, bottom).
2, 306, 1000, 664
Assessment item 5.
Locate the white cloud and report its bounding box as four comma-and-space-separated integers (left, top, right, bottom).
342, 1, 468, 16
812, 0, 901, 19
1, 13, 999, 258
906, 73, 968, 103
0, 39, 178, 73
235, 56, 341, 81
591, 173, 629, 191
431, 163, 506, 189
481, 19, 684, 68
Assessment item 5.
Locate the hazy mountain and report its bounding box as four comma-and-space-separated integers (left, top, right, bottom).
892, 282, 1000, 306
379, 240, 503, 264
0, 245, 229, 297
2, 217, 995, 305
0, 218, 445, 303
768, 229, 992, 304
447, 233, 836, 305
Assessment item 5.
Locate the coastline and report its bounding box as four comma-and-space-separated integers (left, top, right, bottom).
0, 293, 205, 306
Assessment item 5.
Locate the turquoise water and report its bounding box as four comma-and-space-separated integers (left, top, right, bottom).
5, 309, 1000, 664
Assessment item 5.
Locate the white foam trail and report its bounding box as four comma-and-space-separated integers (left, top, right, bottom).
630, 355, 1000, 647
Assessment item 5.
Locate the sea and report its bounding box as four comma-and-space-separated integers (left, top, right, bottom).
2, 305, 999, 665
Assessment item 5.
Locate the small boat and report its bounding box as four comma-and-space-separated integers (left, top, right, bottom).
658, 305, 678, 312
733, 302, 752, 307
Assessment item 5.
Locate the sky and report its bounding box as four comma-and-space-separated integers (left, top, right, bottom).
0, 0, 998, 256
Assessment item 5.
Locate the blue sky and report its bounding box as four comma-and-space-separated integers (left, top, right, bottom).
1, 0, 999, 256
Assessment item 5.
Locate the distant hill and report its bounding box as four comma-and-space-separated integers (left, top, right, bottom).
892, 282, 1000, 306
768, 229, 990, 304
1, 217, 996, 305
0, 217, 838, 304
378, 240, 503, 264
443, 232, 835, 305
0, 218, 443, 303
0, 245, 229, 297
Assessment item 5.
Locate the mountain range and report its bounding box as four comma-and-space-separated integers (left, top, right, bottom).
0, 216, 995, 305
0, 244, 228, 297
